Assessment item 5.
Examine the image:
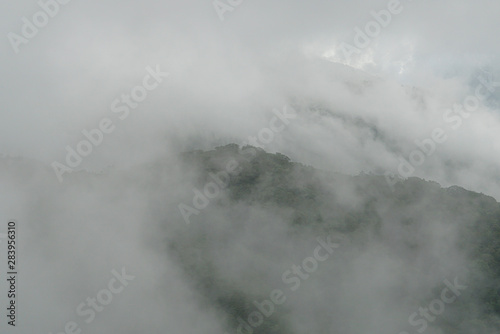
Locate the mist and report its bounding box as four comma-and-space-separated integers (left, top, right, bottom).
1, 0, 500, 333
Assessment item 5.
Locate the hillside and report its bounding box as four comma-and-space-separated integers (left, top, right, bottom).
168, 144, 500, 334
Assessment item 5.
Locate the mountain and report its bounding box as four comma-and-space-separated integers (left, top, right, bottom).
168, 144, 500, 334
2, 145, 498, 334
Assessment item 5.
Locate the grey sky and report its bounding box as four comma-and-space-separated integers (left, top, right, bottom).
1, 0, 500, 198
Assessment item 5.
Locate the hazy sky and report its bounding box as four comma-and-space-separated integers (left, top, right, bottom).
1, 0, 500, 198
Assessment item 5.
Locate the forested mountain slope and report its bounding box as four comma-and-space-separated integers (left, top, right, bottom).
167, 144, 500, 334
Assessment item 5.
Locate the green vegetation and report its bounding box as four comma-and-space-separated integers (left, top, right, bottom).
173, 144, 500, 333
